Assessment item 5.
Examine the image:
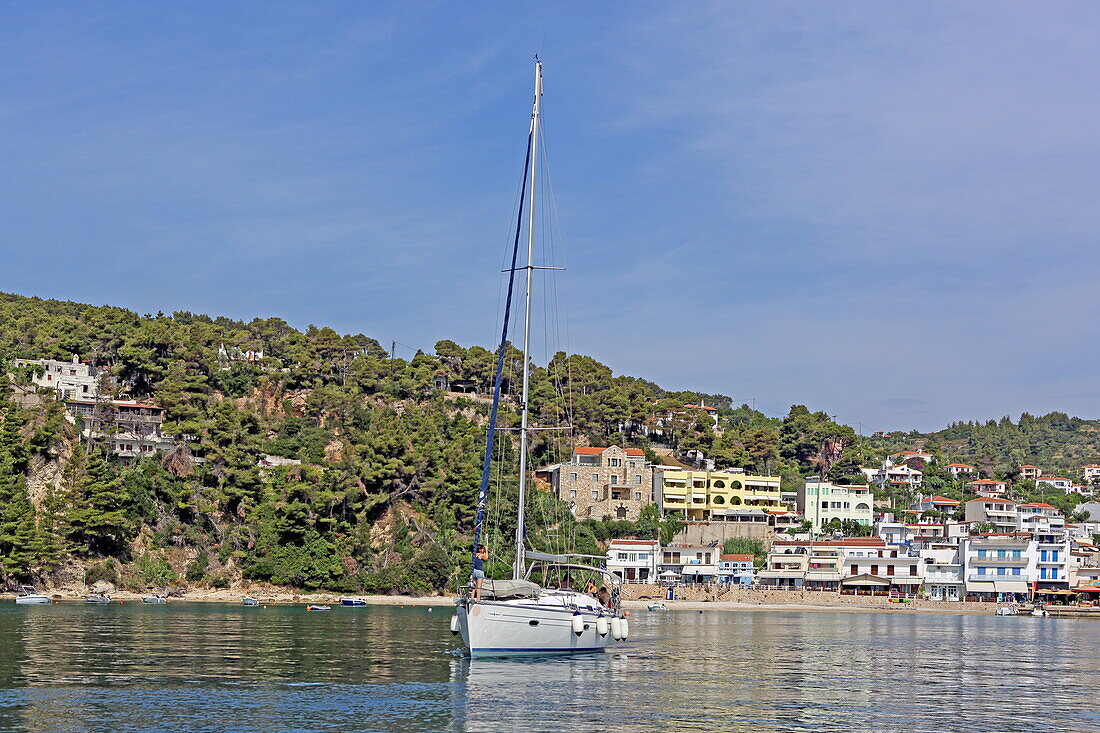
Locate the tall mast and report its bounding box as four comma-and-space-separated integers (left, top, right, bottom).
514, 59, 542, 580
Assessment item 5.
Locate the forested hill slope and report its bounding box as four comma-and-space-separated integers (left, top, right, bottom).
1, 290, 1096, 593
870, 413, 1100, 480
1, 290, 826, 593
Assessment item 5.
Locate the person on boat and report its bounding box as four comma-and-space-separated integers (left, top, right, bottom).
584, 579, 598, 596
471, 545, 488, 602
596, 586, 611, 608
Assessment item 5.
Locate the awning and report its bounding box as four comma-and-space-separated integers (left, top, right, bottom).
842, 574, 890, 587
756, 569, 803, 579
993, 580, 1029, 593
682, 566, 717, 576
659, 570, 680, 577
965, 580, 997, 593
805, 572, 842, 582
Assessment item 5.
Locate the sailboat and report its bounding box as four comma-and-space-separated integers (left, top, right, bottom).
451, 59, 628, 657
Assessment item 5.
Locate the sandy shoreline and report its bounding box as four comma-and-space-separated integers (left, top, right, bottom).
0, 589, 1003, 615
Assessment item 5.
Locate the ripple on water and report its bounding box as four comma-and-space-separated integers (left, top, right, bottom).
1, 604, 1098, 732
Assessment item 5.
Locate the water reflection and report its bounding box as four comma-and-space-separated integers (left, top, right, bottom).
1, 603, 1098, 732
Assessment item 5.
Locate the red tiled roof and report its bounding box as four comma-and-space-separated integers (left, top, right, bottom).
683, 404, 717, 411
945, 463, 974, 468
721, 554, 754, 561
609, 539, 659, 546
967, 479, 1005, 485
966, 498, 1017, 504
1021, 465, 1038, 468
1022, 502, 1057, 509
1039, 476, 1069, 481
929, 496, 960, 505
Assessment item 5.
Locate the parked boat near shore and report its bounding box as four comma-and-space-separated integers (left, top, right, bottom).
15, 586, 51, 605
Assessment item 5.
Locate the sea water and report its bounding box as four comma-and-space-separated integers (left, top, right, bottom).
0, 602, 1097, 732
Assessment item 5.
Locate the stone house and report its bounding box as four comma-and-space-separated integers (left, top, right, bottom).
548, 446, 654, 521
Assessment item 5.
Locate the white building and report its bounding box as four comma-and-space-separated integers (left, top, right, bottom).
964, 498, 1019, 533
660, 544, 719, 583
1036, 476, 1073, 492
1082, 465, 1100, 483
887, 450, 934, 466
798, 481, 875, 531
11, 354, 101, 400
966, 479, 1008, 497
944, 463, 975, 477
605, 539, 660, 584
920, 546, 964, 601
717, 554, 755, 585
862, 464, 923, 489
961, 534, 1032, 599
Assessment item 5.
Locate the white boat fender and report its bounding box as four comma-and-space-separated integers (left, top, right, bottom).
610, 616, 623, 640
596, 615, 609, 636
450, 613, 459, 635
620, 617, 629, 640
571, 613, 585, 636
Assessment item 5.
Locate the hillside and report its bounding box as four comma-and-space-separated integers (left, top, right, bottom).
2, 290, 1097, 593
1, 291, 859, 593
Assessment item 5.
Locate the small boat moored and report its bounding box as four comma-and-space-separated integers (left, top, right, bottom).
647, 602, 668, 611
242, 597, 260, 607
339, 597, 368, 607
996, 605, 1018, 616
306, 604, 331, 612
15, 586, 51, 605
85, 593, 112, 604
1031, 604, 1050, 617
142, 595, 168, 605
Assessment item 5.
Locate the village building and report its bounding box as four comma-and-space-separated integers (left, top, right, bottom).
1020, 465, 1042, 481
547, 446, 654, 522
11, 354, 102, 400
659, 544, 720, 583
966, 479, 1008, 498
1036, 476, 1073, 492
861, 464, 923, 489
64, 399, 174, 458
964, 498, 1019, 533
716, 554, 756, 585
605, 539, 660, 584
887, 450, 934, 466
944, 463, 975, 477
658, 468, 784, 522
1082, 464, 1100, 483
798, 481, 874, 531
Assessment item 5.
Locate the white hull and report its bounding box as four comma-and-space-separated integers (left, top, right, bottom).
455, 598, 618, 657
15, 596, 50, 605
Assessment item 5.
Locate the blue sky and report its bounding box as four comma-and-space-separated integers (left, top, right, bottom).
2, 2, 1099, 431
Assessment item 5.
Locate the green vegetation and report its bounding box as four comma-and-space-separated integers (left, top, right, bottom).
3, 290, 1094, 592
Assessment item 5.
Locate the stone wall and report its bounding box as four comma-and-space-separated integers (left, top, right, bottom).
674, 522, 772, 544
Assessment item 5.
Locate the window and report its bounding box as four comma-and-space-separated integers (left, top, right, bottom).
608, 458, 621, 467
1012, 568, 1021, 576
570, 472, 577, 481
592, 474, 598, 483
610, 475, 619, 485
592, 490, 599, 500
635, 475, 642, 484
978, 567, 987, 575
713, 480, 725, 488
569, 490, 577, 499
634, 492, 642, 501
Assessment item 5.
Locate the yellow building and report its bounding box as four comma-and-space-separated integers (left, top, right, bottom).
659, 469, 785, 520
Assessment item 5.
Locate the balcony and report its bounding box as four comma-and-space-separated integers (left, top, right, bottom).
970, 557, 1028, 565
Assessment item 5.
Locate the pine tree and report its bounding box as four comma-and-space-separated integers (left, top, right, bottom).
65, 446, 132, 556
